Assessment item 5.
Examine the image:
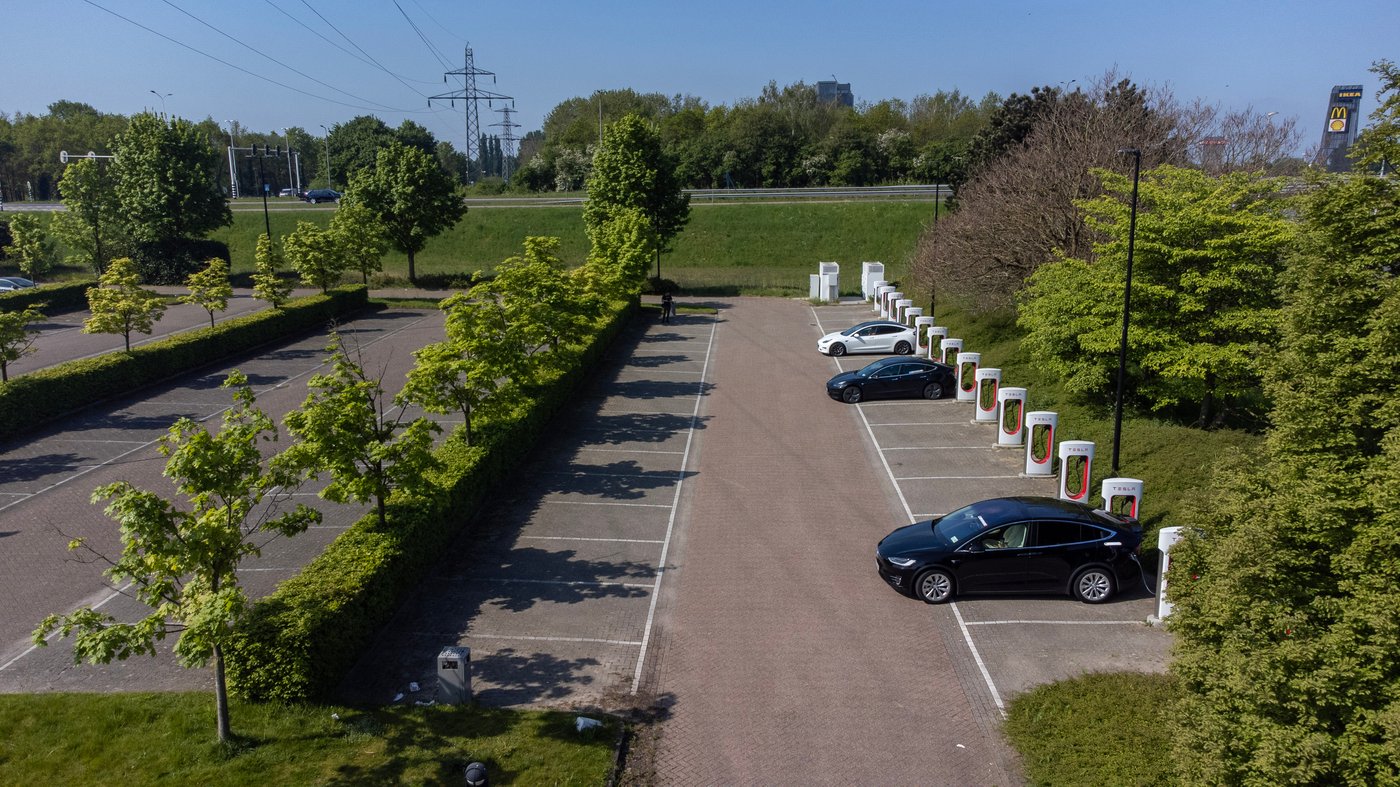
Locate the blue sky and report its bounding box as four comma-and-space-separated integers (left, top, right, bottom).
5, 0, 1397, 155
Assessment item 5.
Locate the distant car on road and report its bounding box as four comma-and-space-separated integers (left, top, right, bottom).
826, 356, 954, 404
875, 496, 1144, 604
278, 188, 301, 198
817, 320, 917, 357
0, 277, 37, 290
303, 189, 340, 204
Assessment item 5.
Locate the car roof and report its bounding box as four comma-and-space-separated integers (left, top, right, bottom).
857, 356, 938, 372
845, 320, 908, 331
969, 496, 1129, 527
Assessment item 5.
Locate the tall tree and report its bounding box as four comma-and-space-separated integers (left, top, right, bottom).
52, 156, 126, 274
342, 142, 465, 283
0, 307, 43, 382
279, 332, 441, 528
1017, 165, 1293, 425
489, 236, 592, 360
2, 213, 57, 282
110, 113, 230, 246
328, 202, 387, 284
283, 220, 346, 293
1352, 59, 1400, 172
583, 113, 690, 280
33, 372, 319, 743
83, 257, 167, 351
179, 258, 233, 329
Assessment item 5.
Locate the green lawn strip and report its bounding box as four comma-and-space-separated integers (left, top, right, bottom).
208, 201, 932, 293
0, 693, 617, 785
929, 301, 1260, 536
1004, 672, 1177, 786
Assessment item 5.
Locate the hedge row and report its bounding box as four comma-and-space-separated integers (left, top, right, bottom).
226, 296, 637, 702
0, 286, 368, 443
0, 280, 93, 314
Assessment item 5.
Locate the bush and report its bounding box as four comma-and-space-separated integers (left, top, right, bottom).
0, 280, 93, 314
132, 238, 231, 284
226, 297, 636, 702
0, 286, 368, 443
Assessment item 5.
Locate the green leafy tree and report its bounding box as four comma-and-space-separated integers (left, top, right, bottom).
110, 113, 230, 246
1167, 172, 1400, 784
3, 213, 57, 282
490, 237, 593, 360
53, 156, 126, 274
342, 141, 465, 283
579, 207, 655, 300
33, 372, 320, 743
582, 113, 690, 280
83, 256, 166, 351
1017, 165, 1293, 426
283, 220, 345, 293
251, 233, 293, 308
329, 202, 387, 284
0, 307, 43, 382
179, 258, 232, 328
399, 292, 524, 446
1352, 59, 1400, 171
279, 332, 442, 528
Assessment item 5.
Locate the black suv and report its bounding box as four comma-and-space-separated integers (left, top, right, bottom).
303, 189, 340, 204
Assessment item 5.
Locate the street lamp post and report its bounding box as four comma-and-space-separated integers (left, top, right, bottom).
319, 124, 333, 188
149, 90, 171, 116
1111, 148, 1142, 477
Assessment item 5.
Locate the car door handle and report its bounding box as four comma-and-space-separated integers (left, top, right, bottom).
1022, 551, 1043, 556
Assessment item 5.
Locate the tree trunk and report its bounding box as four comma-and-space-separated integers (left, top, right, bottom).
1199, 370, 1217, 428
213, 643, 232, 743
654, 248, 661, 281
408, 249, 417, 283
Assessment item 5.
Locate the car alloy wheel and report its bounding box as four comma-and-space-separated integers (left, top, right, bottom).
842, 385, 862, 404
916, 568, 954, 603
830, 342, 846, 357
923, 382, 944, 400
310, 198, 319, 204
1073, 567, 1115, 603
894, 340, 912, 355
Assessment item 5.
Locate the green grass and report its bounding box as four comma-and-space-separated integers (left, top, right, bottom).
209, 201, 933, 293
1004, 672, 1178, 786
0, 693, 617, 785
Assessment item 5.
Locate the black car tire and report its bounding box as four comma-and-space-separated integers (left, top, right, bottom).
916, 568, 955, 604
923, 382, 944, 400
1072, 567, 1115, 604
841, 385, 863, 404
894, 340, 912, 355
830, 342, 847, 357
310, 198, 319, 204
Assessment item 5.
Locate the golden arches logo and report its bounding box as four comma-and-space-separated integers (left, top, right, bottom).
1330, 106, 1348, 119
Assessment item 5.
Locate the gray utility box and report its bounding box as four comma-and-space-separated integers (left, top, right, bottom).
437, 645, 472, 705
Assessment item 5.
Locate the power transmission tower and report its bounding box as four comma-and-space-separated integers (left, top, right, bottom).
429, 44, 511, 183
490, 103, 521, 181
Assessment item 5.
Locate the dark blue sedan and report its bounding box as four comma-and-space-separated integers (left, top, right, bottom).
826, 356, 955, 404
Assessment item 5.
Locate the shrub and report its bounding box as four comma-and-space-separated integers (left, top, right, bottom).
0, 280, 93, 314
132, 238, 231, 285
226, 297, 635, 702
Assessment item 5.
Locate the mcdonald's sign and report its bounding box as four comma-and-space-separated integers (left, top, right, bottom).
1328, 105, 1349, 133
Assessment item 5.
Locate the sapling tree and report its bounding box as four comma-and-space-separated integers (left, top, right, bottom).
3, 213, 57, 283
0, 307, 44, 382
33, 372, 320, 743
490, 237, 594, 360
83, 256, 167, 351
251, 233, 293, 308
279, 331, 441, 527
179, 258, 233, 328
329, 202, 388, 284
283, 220, 345, 293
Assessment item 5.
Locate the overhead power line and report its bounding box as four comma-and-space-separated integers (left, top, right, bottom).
261, 0, 439, 85
296, 0, 433, 100
393, 0, 454, 71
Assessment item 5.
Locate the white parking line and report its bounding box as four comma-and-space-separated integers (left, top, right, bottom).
867, 420, 970, 426
0, 581, 132, 672
881, 446, 970, 451
810, 303, 1007, 717
467, 633, 643, 646
612, 370, 704, 376
962, 619, 1145, 626
544, 500, 673, 509
521, 536, 665, 544
457, 577, 655, 589
895, 474, 1022, 481
594, 410, 696, 416
632, 314, 718, 695
576, 448, 686, 455
542, 470, 684, 480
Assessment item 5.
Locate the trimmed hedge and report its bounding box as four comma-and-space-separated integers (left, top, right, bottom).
0, 280, 94, 314
226, 297, 637, 702
0, 286, 368, 443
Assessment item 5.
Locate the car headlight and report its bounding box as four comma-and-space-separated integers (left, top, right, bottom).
886, 556, 916, 568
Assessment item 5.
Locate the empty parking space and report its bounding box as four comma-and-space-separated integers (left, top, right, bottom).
811, 300, 1168, 717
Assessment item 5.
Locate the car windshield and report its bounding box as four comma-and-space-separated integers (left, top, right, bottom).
855, 361, 893, 378
839, 324, 872, 337
932, 499, 1024, 545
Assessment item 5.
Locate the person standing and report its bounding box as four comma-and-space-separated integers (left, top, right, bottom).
661, 291, 674, 324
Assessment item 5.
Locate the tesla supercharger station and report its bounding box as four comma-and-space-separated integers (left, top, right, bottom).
1152, 526, 1185, 623
821, 272, 840, 302
904, 306, 923, 328
895, 298, 913, 324
808, 274, 822, 301
862, 262, 885, 301
915, 317, 935, 350
956, 351, 981, 402
974, 367, 1001, 422
872, 282, 891, 310
437, 645, 472, 704
939, 337, 962, 366
884, 290, 904, 320
1024, 411, 1058, 476
1101, 477, 1144, 518
1057, 440, 1095, 503
997, 387, 1028, 447
928, 327, 949, 359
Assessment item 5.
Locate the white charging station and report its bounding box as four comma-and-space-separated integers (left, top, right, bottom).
904, 306, 923, 327
862, 262, 885, 301
872, 282, 891, 310
997, 387, 1028, 447
1024, 411, 1058, 476
1151, 526, 1185, 623
927, 326, 948, 359
915, 317, 935, 351
894, 298, 913, 324
1101, 477, 1144, 518
974, 367, 1000, 422
939, 337, 962, 366
955, 351, 981, 402
1057, 440, 1095, 503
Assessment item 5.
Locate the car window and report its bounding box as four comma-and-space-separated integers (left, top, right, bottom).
974, 523, 1028, 550
877, 325, 903, 335
933, 502, 1014, 544
1032, 521, 1108, 547
873, 366, 901, 378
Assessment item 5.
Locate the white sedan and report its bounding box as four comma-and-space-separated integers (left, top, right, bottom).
817, 320, 918, 357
